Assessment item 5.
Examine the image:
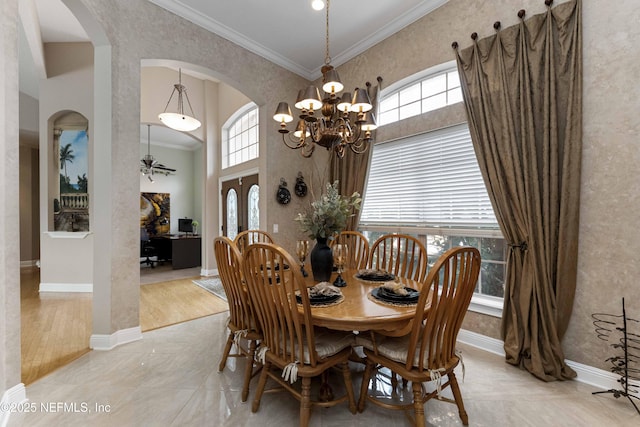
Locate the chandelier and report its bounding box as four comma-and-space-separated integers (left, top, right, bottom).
273, 0, 378, 158
158, 68, 201, 132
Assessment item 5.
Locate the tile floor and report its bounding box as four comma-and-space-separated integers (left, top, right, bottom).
8, 312, 639, 426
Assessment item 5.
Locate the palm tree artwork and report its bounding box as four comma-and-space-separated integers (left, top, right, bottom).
59, 143, 75, 180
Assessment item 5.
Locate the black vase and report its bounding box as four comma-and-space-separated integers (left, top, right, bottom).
310, 237, 333, 282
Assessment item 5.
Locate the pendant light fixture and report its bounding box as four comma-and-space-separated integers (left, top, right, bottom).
273, 0, 380, 158
158, 68, 201, 132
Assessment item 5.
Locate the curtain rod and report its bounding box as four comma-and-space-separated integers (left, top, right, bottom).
451, 0, 556, 50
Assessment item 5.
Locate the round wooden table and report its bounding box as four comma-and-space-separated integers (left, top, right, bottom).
302, 269, 428, 337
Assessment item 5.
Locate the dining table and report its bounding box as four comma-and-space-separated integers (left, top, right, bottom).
301, 268, 430, 337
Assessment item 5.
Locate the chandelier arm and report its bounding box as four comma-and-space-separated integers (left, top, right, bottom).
301, 143, 315, 158
282, 132, 307, 150
309, 122, 323, 144
349, 138, 370, 154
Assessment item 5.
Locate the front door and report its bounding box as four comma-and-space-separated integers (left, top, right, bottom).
221, 174, 259, 240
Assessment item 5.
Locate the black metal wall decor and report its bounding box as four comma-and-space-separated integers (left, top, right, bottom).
276, 178, 291, 205
294, 172, 308, 197
592, 298, 640, 414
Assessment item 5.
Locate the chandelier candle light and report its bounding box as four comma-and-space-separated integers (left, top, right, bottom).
273, 0, 379, 158
158, 68, 201, 132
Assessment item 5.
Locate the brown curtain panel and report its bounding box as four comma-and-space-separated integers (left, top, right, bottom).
329, 146, 372, 231
454, 0, 581, 381
329, 81, 381, 231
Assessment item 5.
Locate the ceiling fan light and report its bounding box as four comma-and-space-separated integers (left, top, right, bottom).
350, 88, 373, 113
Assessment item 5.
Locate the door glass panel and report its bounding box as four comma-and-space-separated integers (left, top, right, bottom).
227, 189, 238, 241
248, 184, 259, 230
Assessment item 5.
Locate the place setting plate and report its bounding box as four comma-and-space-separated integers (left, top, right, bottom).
355, 269, 396, 283
370, 286, 419, 305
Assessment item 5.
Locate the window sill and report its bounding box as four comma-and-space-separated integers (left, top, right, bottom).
468, 294, 503, 318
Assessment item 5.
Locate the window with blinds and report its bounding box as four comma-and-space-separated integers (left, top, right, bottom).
360, 124, 498, 229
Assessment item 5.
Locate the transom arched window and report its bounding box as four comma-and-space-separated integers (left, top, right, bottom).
222, 103, 259, 168
378, 61, 462, 126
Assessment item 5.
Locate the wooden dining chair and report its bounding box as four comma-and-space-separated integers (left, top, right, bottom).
368, 233, 429, 282
233, 229, 274, 254
213, 236, 262, 402
356, 246, 481, 426
330, 230, 370, 270
242, 242, 357, 427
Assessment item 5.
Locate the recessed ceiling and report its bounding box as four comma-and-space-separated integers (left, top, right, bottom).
150, 0, 448, 79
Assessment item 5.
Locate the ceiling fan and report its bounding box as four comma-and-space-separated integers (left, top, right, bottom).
141, 124, 176, 180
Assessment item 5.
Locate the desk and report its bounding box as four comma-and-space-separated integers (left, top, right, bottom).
151, 235, 201, 270
302, 269, 427, 337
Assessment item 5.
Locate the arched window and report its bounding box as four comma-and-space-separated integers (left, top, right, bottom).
222, 103, 259, 168
378, 61, 462, 126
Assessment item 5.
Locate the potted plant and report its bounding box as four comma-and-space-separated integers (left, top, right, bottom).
295, 181, 361, 281
191, 220, 199, 235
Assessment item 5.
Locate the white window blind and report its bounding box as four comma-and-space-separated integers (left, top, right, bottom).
360, 124, 498, 228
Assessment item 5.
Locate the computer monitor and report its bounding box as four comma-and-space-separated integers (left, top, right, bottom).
178, 218, 193, 234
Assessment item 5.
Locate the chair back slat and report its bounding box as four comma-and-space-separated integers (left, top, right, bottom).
368, 234, 428, 282
243, 242, 317, 367
331, 231, 370, 270
234, 230, 274, 254
213, 237, 255, 332
408, 246, 481, 372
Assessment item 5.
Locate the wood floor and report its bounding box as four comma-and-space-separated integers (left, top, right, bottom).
20, 266, 228, 385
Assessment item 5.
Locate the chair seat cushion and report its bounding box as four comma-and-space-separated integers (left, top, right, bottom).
301, 328, 355, 364
356, 331, 427, 367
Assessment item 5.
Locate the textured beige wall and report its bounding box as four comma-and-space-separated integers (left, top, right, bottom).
1, 0, 22, 393
337, 0, 640, 370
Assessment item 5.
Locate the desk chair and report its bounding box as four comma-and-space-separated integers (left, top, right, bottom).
140, 228, 157, 268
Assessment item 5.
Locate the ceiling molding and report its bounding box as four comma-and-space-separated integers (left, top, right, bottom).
148, 0, 449, 81
149, 0, 313, 78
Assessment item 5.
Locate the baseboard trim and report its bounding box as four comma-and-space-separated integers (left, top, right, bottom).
39, 283, 93, 293
457, 328, 638, 392
201, 268, 218, 277
1, 383, 26, 427
90, 326, 142, 350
